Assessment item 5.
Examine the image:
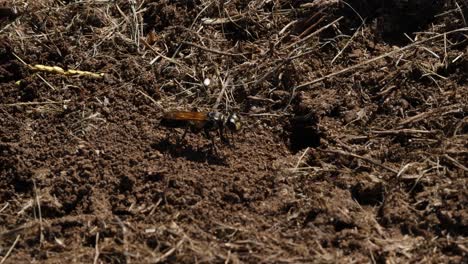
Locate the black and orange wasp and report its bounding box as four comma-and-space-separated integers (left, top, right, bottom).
159, 110, 242, 151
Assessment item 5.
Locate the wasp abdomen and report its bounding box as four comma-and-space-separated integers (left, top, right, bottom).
159, 118, 190, 128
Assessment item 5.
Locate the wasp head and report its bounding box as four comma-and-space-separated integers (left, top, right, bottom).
225, 113, 241, 132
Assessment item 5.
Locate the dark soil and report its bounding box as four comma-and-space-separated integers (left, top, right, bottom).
1, 0, 467, 263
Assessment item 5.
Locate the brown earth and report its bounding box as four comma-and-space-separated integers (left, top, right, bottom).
0, 0, 467, 263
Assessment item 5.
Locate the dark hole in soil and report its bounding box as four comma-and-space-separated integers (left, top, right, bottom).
146, 170, 165, 182
333, 220, 356, 232
406, 182, 424, 194
351, 182, 385, 206
146, 235, 160, 250
339, 0, 445, 45
119, 175, 135, 192
441, 243, 466, 256
375, 0, 445, 45
13, 177, 33, 193
40, 203, 65, 218
414, 200, 429, 211
375, 254, 387, 264
223, 192, 241, 204
303, 209, 321, 227
435, 209, 468, 236
223, 21, 256, 42
287, 113, 321, 153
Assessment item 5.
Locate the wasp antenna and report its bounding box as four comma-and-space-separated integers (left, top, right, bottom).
176, 127, 189, 146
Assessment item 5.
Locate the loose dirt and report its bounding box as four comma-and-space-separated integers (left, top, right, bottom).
1, 1, 467, 263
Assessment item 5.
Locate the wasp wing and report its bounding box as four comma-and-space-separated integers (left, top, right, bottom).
162, 111, 209, 121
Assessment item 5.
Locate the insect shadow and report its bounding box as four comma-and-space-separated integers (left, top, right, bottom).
151, 138, 228, 166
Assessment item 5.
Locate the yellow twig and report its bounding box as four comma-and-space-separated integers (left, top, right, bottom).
11, 52, 104, 78
30, 64, 104, 78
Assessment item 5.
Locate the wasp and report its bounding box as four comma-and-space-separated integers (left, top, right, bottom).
159, 110, 241, 151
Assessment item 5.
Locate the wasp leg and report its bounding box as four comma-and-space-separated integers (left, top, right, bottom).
219, 127, 231, 148
158, 121, 171, 143
175, 126, 189, 146
230, 130, 236, 148
164, 128, 172, 142
204, 128, 219, 155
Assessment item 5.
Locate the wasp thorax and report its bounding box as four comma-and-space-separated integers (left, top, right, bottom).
208, 112, 224, 124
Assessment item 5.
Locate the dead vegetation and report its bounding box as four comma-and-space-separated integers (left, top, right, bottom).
0, 0, 467, 263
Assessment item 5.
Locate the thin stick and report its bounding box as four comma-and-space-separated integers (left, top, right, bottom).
293, 147, 310, 171
370, 129, 437, 135
295, 28, 468, 89
1, 101, 66, 107
35, 73, 57, 90
279, 20, 298, 35
331, 19, 366, 64
285, 16, 343, 50
12, 53, 58, 90
115, 217, 129, 264
224, 250, 232, 264
253, 48, 318, 86
455, 2, 467, 26
137, 89, 163, 109
443, 154, 468, 171
182, 41, 247, 58
298, 12, 325, 39
171, 1, 214, 58
0, 235, 20, 264
0, 202, 8, 213
213, 69, 230, 110
129, 0, 141, 50
33, 180, 44, 244
140, 38, 193, 73
340, 0, 364, 23
397, 163, 414, 179
93, 232, 100, 264
153, 237, 185, 263
286, 166, 321, 171
324, 149, 398, 174
243, 113, 287, 117
443, 33, 448, 66
11, 52, 28, 65
399, 104, 463, 126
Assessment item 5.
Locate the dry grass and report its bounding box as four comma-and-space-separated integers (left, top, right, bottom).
0, 0, 467, 263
